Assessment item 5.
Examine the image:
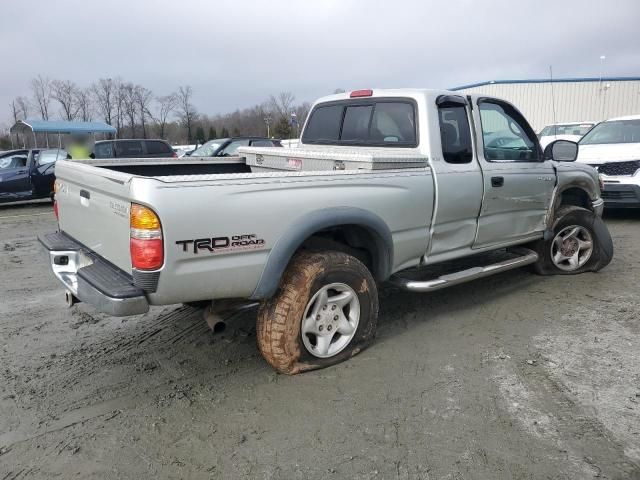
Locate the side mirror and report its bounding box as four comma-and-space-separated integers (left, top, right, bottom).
543, 139, 578, 162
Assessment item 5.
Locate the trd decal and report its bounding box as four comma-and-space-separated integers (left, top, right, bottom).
176, 234, 265, 254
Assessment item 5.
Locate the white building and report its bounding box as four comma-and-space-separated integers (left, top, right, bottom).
451, 77, 640, 132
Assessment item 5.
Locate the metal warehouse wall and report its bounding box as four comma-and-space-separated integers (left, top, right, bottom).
453, 79, 640, 132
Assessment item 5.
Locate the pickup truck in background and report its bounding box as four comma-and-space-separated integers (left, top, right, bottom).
40, 88, 613, 374
0, 148, 65, 203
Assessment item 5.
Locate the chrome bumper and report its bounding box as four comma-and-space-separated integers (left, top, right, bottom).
39, 232, 149, 317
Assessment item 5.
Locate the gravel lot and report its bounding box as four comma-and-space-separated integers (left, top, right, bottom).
1, 202, 639, 479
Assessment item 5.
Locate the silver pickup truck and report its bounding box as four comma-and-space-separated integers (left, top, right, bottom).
41, 88, 613, 374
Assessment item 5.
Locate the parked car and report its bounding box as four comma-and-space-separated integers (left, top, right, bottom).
538, 121, 596, 149
93, 139, 177, 159
577, 114, 640, 207
172, 144, 197, 157
188, 137, 282, 157
41, 88, 612, 374
0, 148, 65, 203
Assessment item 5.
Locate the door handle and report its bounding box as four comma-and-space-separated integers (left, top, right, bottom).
17, 169, 27, 174
491, 176, 504, 187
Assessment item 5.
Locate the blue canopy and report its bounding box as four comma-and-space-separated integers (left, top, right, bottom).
10, 119, 116, 135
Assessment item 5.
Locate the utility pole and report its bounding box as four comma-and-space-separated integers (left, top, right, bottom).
264, 114, 272, 138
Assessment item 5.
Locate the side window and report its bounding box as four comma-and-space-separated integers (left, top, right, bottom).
0, 155, 28, 169
115, 141, 144, 157
94, 143, 113, 158
146, 141, 172, 155
437, 105, 473, 164
218, 139, 250, 156
479, 102, 538, 162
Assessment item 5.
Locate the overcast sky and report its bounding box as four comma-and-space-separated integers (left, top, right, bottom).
1, 0, 639, 127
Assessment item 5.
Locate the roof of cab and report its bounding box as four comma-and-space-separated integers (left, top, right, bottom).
313, 88, 458, 105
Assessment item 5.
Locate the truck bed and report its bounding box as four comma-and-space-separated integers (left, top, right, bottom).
80, 156, 251, 177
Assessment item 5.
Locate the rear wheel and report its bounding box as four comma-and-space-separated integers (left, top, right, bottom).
532, 206, 613, 275
256, 251, 378, 374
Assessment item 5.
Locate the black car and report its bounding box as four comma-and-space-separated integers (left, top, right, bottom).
93, 139, 176, 159
0, 149, 65, 203
189, 137, 282, 157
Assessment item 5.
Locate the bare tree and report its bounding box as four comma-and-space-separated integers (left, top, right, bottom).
52, 80, 80, 121
9, 100, 19, 123
113, 79, 126, 135
121, 83, 138, 137
31, 75, 52, 120
92, 78, 115, 125
11, 97, 31, 121
269, 92, 296, 121
153, 93, 177, 139
177, 86, 197, 142
75, 88, 93, 121
135, 85, 153, 139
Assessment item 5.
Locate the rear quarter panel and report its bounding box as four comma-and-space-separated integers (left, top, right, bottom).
142, 169, 433, 305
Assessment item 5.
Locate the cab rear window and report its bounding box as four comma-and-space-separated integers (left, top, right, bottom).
302, 98, 417, 147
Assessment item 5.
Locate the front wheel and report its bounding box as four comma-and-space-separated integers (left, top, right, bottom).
532, 206, 613, 275
256, 251, 378, 374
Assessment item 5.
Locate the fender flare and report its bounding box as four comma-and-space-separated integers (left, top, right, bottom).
547, 182, 600, 228
250, 207, 393, 300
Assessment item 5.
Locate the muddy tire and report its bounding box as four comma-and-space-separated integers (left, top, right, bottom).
256, 251, 378, 375
532, 206, 613, 275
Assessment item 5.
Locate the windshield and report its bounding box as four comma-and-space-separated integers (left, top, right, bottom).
38, 149, 67, 164
579, 119, 640, 145
190, 139, 228, 157
540, 123, 594, 137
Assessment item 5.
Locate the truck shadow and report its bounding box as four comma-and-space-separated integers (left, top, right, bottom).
374, 267, 547, 342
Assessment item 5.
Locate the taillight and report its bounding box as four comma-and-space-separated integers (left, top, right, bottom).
130, 204, 163, 270
53, 181, 60, 220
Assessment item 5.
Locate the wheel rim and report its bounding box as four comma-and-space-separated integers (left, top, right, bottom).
550, 225, 594, 271
300, 282, 360, 359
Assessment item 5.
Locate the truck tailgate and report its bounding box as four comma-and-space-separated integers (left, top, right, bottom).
55, 160, 133, 273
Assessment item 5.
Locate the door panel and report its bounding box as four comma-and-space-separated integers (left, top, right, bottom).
472, 99, 555, 247
427, 98, 484, 257
0, 154, 30, 194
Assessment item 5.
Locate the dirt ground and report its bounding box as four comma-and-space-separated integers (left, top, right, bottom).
1, 201, 639, 480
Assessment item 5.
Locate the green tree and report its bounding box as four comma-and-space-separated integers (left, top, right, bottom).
232, 127, 241, 136
208, 126, 217, 140
274, 117, 292, 138
195, 126, 206, 144
221, 126, 229, 137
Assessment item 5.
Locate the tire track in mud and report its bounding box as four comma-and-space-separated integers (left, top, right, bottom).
491, 297, 640, 478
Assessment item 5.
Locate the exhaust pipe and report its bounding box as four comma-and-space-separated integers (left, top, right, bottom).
203, 304, 227, 333
203, 300, 260, 334
65, 290, 79, 308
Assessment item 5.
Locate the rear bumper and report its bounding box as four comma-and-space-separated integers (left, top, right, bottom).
601, 184, 640, 208
39, 232, 149, 316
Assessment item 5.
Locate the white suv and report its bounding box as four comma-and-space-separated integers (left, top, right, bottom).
577, 115, 640, 208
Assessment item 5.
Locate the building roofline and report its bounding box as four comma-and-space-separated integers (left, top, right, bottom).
450, 76, 640, 91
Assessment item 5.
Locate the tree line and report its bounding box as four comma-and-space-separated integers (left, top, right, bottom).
5, 76, 313, 147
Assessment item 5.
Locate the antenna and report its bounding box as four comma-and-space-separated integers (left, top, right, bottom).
549, 65, 558, 137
